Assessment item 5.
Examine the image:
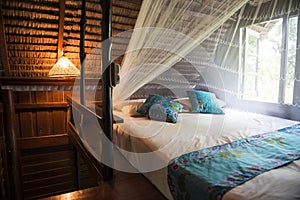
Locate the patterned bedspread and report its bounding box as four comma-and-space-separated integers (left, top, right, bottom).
167, 124, 300, 200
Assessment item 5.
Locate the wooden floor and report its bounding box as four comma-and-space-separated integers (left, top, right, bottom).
41, 171, 167, 200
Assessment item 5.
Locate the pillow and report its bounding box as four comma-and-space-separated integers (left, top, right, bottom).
175, 97, 226, 112
174, 97, 192, 112
186, 90, 224, 114
114, 99, 145, 116
137, 94, 183, 123
215, 98, 227, 108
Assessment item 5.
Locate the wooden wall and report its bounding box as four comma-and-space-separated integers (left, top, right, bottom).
14, 90, 69, 137
14, 90, 76, 199
0, 77, 102, 199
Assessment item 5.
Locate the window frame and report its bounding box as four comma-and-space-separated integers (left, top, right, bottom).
239, 13, 299, 105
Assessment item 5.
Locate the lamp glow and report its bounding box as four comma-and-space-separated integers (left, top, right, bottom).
49, 56, 80, 77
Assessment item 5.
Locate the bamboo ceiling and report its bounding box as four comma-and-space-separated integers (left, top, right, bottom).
0, 0, 268, 78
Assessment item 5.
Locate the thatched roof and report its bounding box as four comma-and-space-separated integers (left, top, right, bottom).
1, 0, 291, 79
0, 0, 141, 77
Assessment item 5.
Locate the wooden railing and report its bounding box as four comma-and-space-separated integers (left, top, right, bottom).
67, 96, 123, 182
67, 96, 105, 181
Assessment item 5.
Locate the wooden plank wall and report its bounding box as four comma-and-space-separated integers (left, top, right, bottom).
20, 139, 77, 199
0, 77, 103, 199
0, 103, 10, 200
14, 90, 70, 137
12, 90, 79, 199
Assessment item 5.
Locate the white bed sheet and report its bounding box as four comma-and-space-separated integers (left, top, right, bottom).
113, 108, 300, 200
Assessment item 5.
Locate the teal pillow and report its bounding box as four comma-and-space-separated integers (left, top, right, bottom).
137, 94, 183, 123
186, 90, 224, 114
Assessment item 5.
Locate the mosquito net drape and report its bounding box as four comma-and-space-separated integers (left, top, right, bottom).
113, 0, 249, 103
110, 0, 300, 108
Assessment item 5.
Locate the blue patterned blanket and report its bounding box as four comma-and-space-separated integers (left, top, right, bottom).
167, 124, 300, 200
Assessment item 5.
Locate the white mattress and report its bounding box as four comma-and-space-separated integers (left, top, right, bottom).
113, 108, 300, 200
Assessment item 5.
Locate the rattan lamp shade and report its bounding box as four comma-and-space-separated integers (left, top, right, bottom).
49, 56, 80, 77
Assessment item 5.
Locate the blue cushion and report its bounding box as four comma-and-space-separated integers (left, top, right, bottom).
137, 94, 183, 123
186, 90, 224, 114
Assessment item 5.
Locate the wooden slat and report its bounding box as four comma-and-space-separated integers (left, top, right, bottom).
52, 109, 67, 134
21, 149, 74, 164
0, 77, 75, 86
0, 77, 102, 87
17, 134, 69, 150
35, 92, 51, 136
23, 181, 76, 200
23, 173, 75, 191
22, 159, 73, 175
23, 166, 74, 182
19, 111, 36, 137
15, 103, 69, 110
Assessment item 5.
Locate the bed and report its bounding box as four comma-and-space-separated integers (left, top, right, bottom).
112, 96, 300, 200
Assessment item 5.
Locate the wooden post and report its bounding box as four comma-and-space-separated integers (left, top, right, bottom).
80, 0, 86, 105
2, 90, 23, 200
101, 0, 113, 181
0, 0, 10, 76
0, 104, 11, 200
57, 0, 66, 58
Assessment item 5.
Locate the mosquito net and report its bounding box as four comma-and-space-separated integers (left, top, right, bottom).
111, 0, 300, 108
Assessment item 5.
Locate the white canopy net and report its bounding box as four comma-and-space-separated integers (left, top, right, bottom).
113, 0, 248, 102
112, 0, 300, 108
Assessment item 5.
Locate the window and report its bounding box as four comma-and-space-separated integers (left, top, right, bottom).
239, 16, 298, 104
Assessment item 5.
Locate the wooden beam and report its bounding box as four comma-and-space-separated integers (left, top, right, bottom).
80, 0, 86, 105
101, 0, 113, 181
57, 0, 66, 58
2, 90, 23, 200
17, 134, 69, 150
0, 77, 76, 86
0, 103, 11, 200
15, 102, 69, 110
0, 0, 10, 75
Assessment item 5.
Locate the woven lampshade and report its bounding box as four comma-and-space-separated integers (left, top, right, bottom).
49, 56, 80, 77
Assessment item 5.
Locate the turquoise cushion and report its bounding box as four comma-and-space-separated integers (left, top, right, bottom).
137, 94, 183, 123
186, 90, 224, 114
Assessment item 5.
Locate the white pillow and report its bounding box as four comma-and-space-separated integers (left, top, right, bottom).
174, 97, 192, 112
174, 97, 226, 112
114, 99, 145, 116
215, 98, 227, 108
